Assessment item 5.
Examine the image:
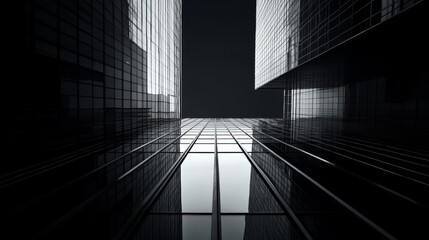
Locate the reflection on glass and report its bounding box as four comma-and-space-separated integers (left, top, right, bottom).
200, 136, 215, 139
237, 139, 253, 144
180, 143, 191, 152
181, 153, 214, 212
216, 132, 229, 135
190, 144, 214, 152
219, 153, 251, 212
138, 214, 183, 239
217, 135, 233, 139
180, 139, 194, 144
200, 132, 215, 136
217, 139, 236, 143
182, 134, 197, 140
182, 215, 211, 240
234, 136, 252, 141
291, 87, 345, 120
221, 215, 245, 240
202, 131, 215, 134
218, 153, 283, 213
232, 134, 247, 137
222, 215, 300, 240
217, 144, 241, 152
196, 139, 215, 144
241, 144, 253, 152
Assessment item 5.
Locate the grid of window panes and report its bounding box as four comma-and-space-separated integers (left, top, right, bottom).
143, 119, 302, 240
255, 0, 300, 89
4, 119, 427, 239
128, 0, 182, 118
24, 0, 182, 154
277, 57, 429, 144
290, 86, 345, 120
255, 0, 421, 89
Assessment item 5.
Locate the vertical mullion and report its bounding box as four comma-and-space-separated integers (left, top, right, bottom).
115, 119, 209, 239
221, 119, 313, 240
212, 118, 222, 240
231, 119, 396, 240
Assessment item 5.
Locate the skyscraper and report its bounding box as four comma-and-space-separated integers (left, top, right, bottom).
255, 0, 428, 146
5, 0, 182, 174
3, 0, 183, 238
253, 0, 429, 239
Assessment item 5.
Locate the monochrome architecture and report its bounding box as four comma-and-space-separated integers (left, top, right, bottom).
1, 1, 427, 239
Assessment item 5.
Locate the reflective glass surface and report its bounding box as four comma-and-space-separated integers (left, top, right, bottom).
218, 153, 283, 213
3, 119, 428, 239
217, 144, 242, 152
182, 215, 212, 240
222, 215, 302, 240
190, 144, 214, 152
255, 0, 421, 89
180, 153, 214, 212
9, 0, 428, 238
137, 214, 211, 240
219, 153, 252, 212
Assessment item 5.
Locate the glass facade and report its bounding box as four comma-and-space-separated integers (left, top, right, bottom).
6, 0, 182, 175
2, 0, 428, 239
3, 0, 184, 236
255, 0, 300, 88
251, 2, 429, 238
2, 119, 427, 239
255, 0, 422, 89
128, 0, 182, 117
254, 0, 428, 145
251, 0, 429, 239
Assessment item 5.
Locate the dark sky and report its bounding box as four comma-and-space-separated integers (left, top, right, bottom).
182, 0, 283, 118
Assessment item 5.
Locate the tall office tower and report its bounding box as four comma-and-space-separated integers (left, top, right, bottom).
2, 0, 182, 238
254, 0, 429, 239
5, 0, 182, 173
255, 0, 429, 144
